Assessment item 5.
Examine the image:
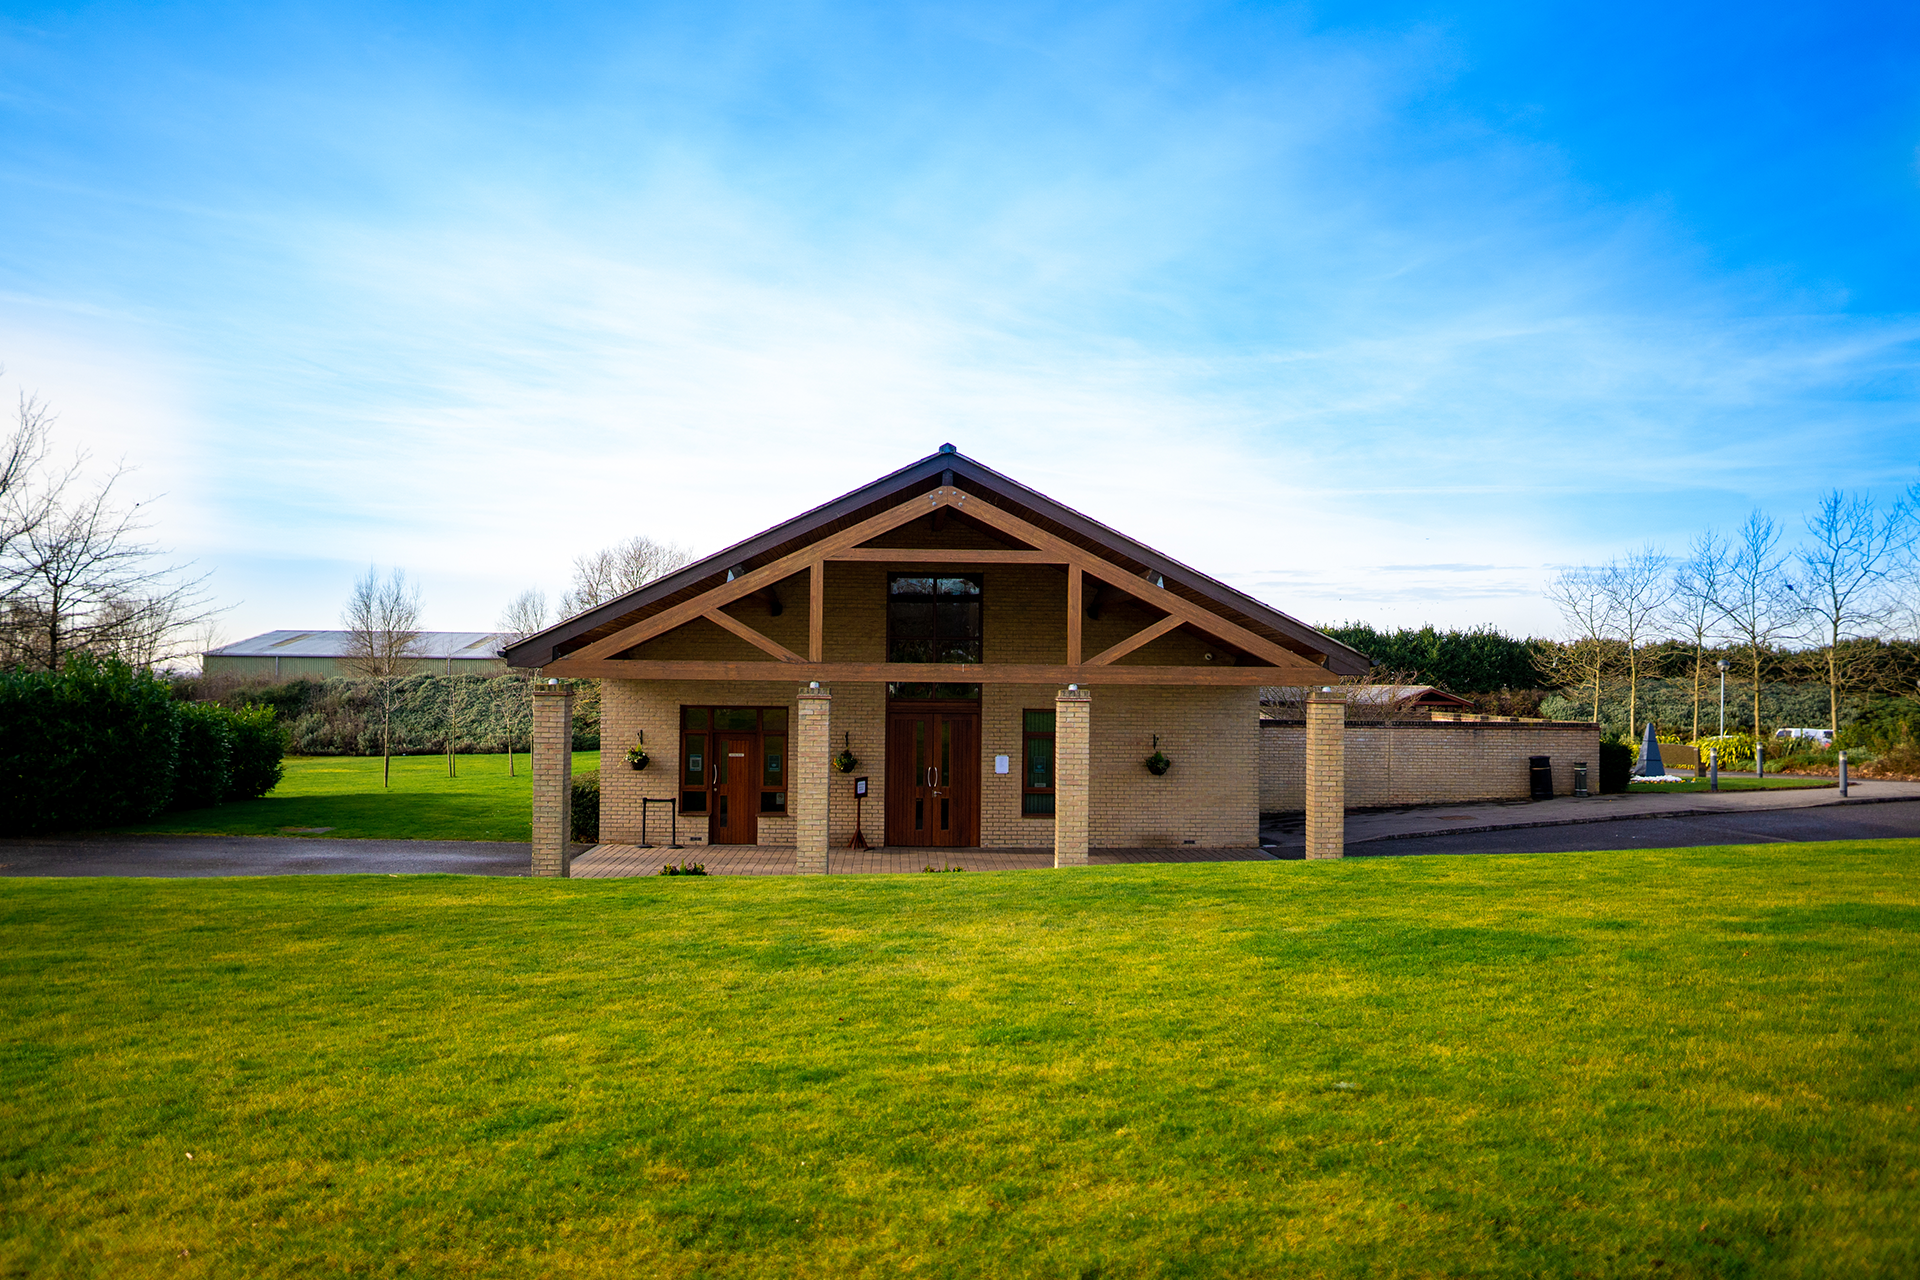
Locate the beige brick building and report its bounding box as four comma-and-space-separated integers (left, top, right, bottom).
506, 447, 1374, 872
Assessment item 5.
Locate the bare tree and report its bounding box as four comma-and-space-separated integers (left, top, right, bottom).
491, 589, 549, 777
495, 588, 548, 654
0, 382, 59, 578
2, 466, 212, 671
1792, 489, 1916, 734
1669, 529, 1728, 742
0, 375, 214, 671
1600, 545, 1672, 743
340, 567, 423, 788
1716, 510, 1800, 737
1545, 566, 1620, 723
559, 535, 693, 616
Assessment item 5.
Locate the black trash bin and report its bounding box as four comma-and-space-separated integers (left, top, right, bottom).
1528, 755, 1553, 800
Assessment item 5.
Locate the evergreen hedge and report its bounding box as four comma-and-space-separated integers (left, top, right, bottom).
0, 657, 181, 834
197, 674, 600, 756
571, 770, 600, 844
0, 657, 291, 835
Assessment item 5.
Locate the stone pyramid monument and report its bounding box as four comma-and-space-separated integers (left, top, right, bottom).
1636, 722, 1664, 777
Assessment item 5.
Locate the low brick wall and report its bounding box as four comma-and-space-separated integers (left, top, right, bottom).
1261, 717, 1600, 813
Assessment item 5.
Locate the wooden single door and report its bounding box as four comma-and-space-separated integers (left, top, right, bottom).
885, 709, 978, 847
710, 733, 758, 845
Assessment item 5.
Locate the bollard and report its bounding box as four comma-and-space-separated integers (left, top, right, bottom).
1839, 750, 1849, 797
1709, 747, 1718, 792
1755, 743, 1764, 779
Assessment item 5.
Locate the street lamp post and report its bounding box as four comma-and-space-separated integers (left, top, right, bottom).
1717, 659, 1728, 738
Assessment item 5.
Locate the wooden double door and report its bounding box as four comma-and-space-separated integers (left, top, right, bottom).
885, 705, 979, 847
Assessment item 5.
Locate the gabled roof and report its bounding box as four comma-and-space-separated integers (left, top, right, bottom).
505, 446, 1371, 675
209, 630, 506, 660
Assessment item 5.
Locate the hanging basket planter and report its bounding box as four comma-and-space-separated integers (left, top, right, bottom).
626, 746, 651, 771
1145, 750, 1172, 776
833, 749, 859, 774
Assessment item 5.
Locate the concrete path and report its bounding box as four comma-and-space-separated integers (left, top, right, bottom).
0, 835, 529, 877
6, 780, 1915, 879
1260, 778, 1920, 849
1336, 799, 1920, 858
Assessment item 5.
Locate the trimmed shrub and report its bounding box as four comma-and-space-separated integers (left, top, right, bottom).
1694, 734, 1759, 771
171, 702, 236, 810
0, 656, 181, 834
226, 704, 287, 800
1598, 741, 1633, 793
571, 769, 600, 844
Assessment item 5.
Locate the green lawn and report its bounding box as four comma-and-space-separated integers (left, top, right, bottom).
113, 752, 598, 842
1627, 776, 1835, 795
4, 844, 1918, 1277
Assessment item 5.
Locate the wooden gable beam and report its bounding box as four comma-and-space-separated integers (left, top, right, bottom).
703, 608, 806, 664
808, 560, 824, 663
1085, 613, 1184, 666
1066, 565, 1082, 666
946, 490, 1328, 678
564, 488, 959, 663
561, 482, 1325, 679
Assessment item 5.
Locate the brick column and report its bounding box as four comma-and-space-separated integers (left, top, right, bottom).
531, 681, 575, 878
1054, 685, 1091, 867
795, 683, 832, 874
1305, 688, 1345, 860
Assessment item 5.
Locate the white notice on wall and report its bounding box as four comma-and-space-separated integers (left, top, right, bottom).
994, 755, 1010, 774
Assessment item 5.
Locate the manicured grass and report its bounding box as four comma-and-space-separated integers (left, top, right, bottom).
1627, 776, 1835, 794
5, 844, 1919, 1276
112, 752, 598, 842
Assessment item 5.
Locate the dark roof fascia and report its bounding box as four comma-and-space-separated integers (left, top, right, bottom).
505, 451, 957, 668
506, 449, 1370, 675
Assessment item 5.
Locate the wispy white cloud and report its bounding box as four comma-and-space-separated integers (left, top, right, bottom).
2, 2, 1915, 642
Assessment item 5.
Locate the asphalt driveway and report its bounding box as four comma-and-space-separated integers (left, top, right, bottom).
0, 835, 530, 877
5, 800, 1917, 877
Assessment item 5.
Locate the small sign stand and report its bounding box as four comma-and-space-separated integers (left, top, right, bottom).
640, 797, 678, 849
847, 776, 871, 850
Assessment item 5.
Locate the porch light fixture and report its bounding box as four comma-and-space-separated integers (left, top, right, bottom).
1067, 684, 1078, 691
725, 564, 748, 582
547, 678, 558, 686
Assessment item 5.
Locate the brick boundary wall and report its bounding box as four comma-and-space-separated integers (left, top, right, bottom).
1261, 717, 1601, 814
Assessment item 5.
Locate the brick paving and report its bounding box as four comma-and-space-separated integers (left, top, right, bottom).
569, 843, 1278, 878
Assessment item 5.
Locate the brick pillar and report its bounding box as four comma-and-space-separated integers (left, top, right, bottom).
531, 682, 575, 877
1054, 686, 1091, 867
795, 683, 832, 874
1305, 688, 1345, 860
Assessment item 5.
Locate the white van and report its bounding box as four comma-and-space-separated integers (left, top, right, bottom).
1773, 727, 1834, 745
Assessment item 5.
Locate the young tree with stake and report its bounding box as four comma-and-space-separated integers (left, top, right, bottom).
340, 567, 422, 788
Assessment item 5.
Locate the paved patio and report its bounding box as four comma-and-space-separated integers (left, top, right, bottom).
571, 843, 1279, 877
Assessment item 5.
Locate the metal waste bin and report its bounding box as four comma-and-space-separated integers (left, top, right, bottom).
1529, 755, 1553, 800
1573, 762, 1589, 797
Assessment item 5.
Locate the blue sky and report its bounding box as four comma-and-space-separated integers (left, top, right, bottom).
3, 0, 1916, 643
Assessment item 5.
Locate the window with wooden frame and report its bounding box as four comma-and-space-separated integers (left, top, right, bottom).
1022, 709, 1055, 816
887, 574, 983, 663
680, 706, 789, 816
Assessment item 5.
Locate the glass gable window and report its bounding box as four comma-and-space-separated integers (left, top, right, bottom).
888, 574, 983, 663
1023, 709, 1056, 817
